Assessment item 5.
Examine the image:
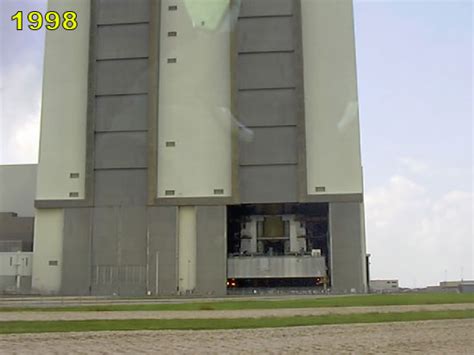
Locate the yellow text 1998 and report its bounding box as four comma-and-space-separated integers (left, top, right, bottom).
11, 11, 78, 31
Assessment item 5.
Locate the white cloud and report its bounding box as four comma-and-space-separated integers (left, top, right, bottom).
0, 61, 42, 164
365, 175, 473, 287
398, 157, 430, 175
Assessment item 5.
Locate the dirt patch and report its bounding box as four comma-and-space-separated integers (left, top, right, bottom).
0, 319, 473, 354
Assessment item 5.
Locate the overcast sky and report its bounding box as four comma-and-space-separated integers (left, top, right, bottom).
0, 0, 472, 287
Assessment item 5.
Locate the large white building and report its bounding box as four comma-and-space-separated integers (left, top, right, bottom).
31, 0, 367, 296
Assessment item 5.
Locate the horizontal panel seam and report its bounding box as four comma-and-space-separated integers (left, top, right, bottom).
96, 57, 149, 62
97, 21, 149, 27
96, 93, 148, 98
239, 163, 298, 167
238, 87, 296, 92
238, 50, 294, 55
238, 15, 293, 19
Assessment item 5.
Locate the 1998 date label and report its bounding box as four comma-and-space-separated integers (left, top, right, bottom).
11, 11, 78, 31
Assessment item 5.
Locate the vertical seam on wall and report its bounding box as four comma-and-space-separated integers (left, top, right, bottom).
175, 206, 179, 293
293, 0, 309, 202
86, 0, 98, 206
230, 0, 241, 204
88, 207, 94, 295
328, 203, 334, 288
147, 0, 161, 205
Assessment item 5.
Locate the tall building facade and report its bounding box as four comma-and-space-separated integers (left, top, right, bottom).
32, 0, 367, 296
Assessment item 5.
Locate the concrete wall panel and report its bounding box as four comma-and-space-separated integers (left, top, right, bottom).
240, 165, 298, 203
302, 0, 363, 195
119, 207, 147, 265
196, 206, 226, 296
61, 208, 92, 295
157, 0, 232, 199
236, 7, 299, 204
95, 95, 148, 132
237, 17, 293, 53
95, 170, 147, 206
95, 132, 148, 169
32, 209, 64, 294
96, 59, 148, 95
97, 0, 150, 25
91, 207, 147, 296
177, 207, 197, 292
239, 0, 293, 17
36, 0, 90, 200
238, 89, 297, 127
91, 207, 118, 266
240, 127, 297, 166
329, 202, 367, 293
147, 206, 178, 295
97, 24, 149, 59
238, 52, 295, 90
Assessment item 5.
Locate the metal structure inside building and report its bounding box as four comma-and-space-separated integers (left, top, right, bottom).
27, 0, 368, 296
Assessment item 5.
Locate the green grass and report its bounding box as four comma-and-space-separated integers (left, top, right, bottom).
0, 310, 472, 334
1, 293, 473, 313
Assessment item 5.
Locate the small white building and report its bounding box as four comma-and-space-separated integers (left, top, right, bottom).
0, 164, 37, 293
370, 279, 399, 293
0, 252, 33, 293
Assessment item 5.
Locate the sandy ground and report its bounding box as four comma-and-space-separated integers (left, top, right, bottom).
0, 303, 472, 321
0, 319, 472, 354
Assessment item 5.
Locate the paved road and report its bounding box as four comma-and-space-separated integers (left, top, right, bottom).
0, 303, 472, 322
0, 293, 338, 308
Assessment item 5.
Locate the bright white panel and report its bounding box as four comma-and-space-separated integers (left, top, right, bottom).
302, 0, 363, 195
36, 0, 90, 200
178, 206, 197, 292
157, 0, 232, 198
31, 209, 64, 294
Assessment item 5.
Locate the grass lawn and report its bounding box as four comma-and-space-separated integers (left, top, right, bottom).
0, 293, 473, 313
0, 310, 472, 334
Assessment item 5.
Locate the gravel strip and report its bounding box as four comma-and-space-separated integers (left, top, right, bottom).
0, 319, 473, 354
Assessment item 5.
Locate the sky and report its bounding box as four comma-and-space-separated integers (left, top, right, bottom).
0, 0, 472, 288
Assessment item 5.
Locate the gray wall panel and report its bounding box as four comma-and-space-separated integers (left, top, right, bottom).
147, 207, 178, 295
238, 90, 297, 128
96, 59, 148, 95
96, 95, 148, 132
97, 0, 150, 25
119, 207, 147, 265
91, 207, 118, 266
196, 206, 226, 296
97, 24, 149, 59
239, 0, 293, 17
61, 208, 92, 295
240, 127, 297, 166
238, 53, 295, 89
238, 17, 293, 53
91, 207, 147, 296
95, 170, 147, 206
330, 202, 367, 293
236, 1, 299, 204
95, 132, 148, 169
240, 165, 298, 203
